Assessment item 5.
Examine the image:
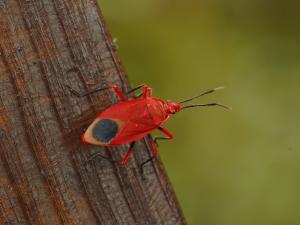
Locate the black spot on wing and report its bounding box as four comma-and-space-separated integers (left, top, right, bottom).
92, 119, 119, 143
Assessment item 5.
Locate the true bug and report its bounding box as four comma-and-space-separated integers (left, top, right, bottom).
67, 84, 229, 173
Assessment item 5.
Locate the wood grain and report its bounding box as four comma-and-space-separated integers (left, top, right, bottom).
0, 0, 187, 224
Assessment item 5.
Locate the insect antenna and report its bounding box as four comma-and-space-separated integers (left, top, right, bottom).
178, 87, 224, 104
181, 103, 232, 110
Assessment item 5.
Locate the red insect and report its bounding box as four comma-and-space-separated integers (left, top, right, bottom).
68, 84, 229, 172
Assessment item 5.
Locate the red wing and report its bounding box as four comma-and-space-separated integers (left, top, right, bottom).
110, 121, 156, 145
109, 111, 158, 145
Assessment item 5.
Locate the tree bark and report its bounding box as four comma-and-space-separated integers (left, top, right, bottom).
0, 0, 186, 225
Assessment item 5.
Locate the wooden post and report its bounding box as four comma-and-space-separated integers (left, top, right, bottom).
0, 1, 187, 224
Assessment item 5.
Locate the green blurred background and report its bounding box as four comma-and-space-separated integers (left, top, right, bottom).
99, 1, 300, 224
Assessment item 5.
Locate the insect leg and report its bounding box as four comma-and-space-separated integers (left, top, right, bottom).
125, 84, 153, 98
146, 87, 153, 97
67, 84, 126, 101
154, 127, 174, 144
140, 127, 173, 174
118, 142, 136, 165
110, 85, 127, 101
142, 86, 153, 98
140, 139, 158, 176
84, 150, 116, 166
126, 84, 145, 95
66, 85, 111, 97
125, 84, 146, 98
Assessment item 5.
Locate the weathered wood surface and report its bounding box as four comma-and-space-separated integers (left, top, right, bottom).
0, 0, 186, 224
